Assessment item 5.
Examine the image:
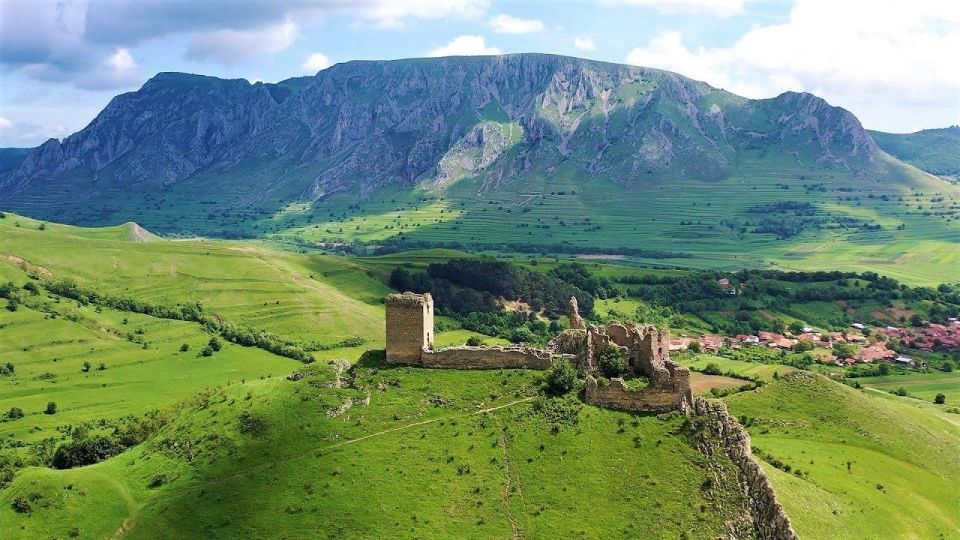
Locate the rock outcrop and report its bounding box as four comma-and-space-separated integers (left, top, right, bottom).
691, 397, 799, 540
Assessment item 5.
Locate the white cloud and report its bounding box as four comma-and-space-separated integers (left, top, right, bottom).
107, 48, 137, 72
573, 36, 597, 52
489, 14, 544, 34
602, 0, 744, 18
185, 22, 298, 64
302, 52, 331, 72
364, 0, 489, 29
0, 117, 13, 130
427, 35, 501, 57
625, 0, 960, 131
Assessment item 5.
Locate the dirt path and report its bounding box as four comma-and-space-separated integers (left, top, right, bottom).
113, 396, 535, 537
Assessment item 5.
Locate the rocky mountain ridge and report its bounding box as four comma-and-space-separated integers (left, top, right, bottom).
1, 54, 885, 205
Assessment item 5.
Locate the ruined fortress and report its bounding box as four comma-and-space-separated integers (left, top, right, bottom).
385, 292, 692, 413
384, 291, 798, 539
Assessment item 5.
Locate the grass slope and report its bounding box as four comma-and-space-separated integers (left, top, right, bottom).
869, 126, 960, 178
725, 372, 960, 540
0, 358, 748, 539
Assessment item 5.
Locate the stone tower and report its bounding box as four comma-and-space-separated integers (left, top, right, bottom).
385, 292, 434, 364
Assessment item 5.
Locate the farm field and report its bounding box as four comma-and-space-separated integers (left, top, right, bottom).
855, 370, 960, 404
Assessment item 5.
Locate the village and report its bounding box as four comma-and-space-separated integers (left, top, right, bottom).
669, 317, 960, 368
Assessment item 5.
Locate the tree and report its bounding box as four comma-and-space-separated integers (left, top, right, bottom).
832, 342, 857, 359
687, 340, 701, 353
208, 337, 222, 352
934, 393, 946, 404
878, 362, 890, 375
45, 402, 58, 415
942, 361, 955, 373
465, 336, 483, 347
546, 359, 577, 396
6, 406, 24, 420
81, 361, 91, 373
598, 347, 628, 378
179, 343, 190, 353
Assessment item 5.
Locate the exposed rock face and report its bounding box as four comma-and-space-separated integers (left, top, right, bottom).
692, 397, 799, 540
1, 54, 885, 216
568, 296, 585, 330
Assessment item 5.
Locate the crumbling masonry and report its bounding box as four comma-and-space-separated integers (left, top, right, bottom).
385, 292, 691, 413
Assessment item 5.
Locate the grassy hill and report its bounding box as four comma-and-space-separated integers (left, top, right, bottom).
870, 126, 960, 179
725, 372, 959, 539
0, 356, 752, 539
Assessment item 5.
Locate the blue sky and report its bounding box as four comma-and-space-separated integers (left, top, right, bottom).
1, 0, 958, 147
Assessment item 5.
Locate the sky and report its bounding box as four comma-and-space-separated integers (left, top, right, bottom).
0, 0, 958, 147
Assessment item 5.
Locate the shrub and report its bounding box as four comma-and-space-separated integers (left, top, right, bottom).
546, 359, 578, 396
200, 346, 214, 357
98, 363, 107, 371
896, 387, 908, 397
179, 343, 190, 353
702, 362, 722, 376
11, 495, 31, 513
6, 406, 24, 420
465, 336, 484, 347
934, 393, 946, 404
208, 336, 222, 352
81, 361, 91, 373
687, 340, 701, 352
598, 346, 628, 378
45, 402, 57, 415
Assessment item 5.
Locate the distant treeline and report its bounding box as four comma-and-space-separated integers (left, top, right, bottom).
369, 238, 693, 259
617, 269, 960, 334
390, 258, 594, 318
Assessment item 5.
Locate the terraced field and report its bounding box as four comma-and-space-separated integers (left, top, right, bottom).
856, 371, 960, 404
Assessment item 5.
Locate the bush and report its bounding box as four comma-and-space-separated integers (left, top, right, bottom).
6, 406, 24, 420
179, 343, 190, 353
45, 402, 57, 415
896, 387, 908, 397
11, 495, 31, 513
81, 361, 91, 373
687, 340, 701, 352
208, 337, 222, 352
702, 362, 723, 376
598, 346, 628, 378
935, 393, 946, 404
465, 336, 484, 347
546, 359, 578, 396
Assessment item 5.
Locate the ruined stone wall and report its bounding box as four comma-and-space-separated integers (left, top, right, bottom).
385, 292, 433, 364
584, 372, 692, 413
422, 346, 559, 370
691, 397, 799, 540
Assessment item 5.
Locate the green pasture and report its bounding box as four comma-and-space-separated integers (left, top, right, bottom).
726, 373, 960, 540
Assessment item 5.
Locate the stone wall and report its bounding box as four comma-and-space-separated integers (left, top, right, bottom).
691, 397, 799, 540
385, 292, 433, 364
584, 373, 691, 413
422, 346, 560, 370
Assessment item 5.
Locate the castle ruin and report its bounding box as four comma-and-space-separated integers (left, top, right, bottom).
382, 291, 796, 538
384, 292, 692, 413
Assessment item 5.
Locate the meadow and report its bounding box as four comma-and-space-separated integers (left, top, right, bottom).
1, 215, 958, 539
855, 370, 960, 404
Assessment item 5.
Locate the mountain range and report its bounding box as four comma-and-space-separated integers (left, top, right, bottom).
0, 53, 956, 282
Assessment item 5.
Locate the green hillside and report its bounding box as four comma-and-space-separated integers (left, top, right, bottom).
1, 217, 958, 539
725, 372, 959, 539
0, 360, 753, 538
870, 126, 960, 179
